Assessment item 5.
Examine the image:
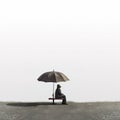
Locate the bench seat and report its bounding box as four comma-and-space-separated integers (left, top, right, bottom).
48, 98, 63, 104
48, 98, 63, 100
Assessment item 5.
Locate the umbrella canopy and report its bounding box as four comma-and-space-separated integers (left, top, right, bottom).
37, 71, 69, 82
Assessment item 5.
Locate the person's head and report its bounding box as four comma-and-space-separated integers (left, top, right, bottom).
57, 84, 61, 88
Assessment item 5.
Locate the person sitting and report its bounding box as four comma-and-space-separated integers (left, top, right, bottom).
55, 84, 67, 104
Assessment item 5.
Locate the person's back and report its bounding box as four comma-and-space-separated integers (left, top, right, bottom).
55, 86, 62, 98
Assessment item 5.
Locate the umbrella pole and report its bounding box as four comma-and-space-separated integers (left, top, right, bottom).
53, 82, 55, 104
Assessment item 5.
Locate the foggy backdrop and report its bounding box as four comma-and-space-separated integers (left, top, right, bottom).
0, 0, 120, 102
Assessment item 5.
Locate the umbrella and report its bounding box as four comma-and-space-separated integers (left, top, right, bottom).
37, 70, 69, 101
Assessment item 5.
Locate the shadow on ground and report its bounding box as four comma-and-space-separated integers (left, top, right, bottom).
6, 102, 64, 107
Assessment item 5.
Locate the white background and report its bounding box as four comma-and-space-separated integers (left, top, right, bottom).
0, 0, 120, 102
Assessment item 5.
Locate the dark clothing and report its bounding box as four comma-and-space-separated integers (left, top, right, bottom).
55, 87, 67, 104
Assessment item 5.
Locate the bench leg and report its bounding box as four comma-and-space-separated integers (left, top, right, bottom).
53, 99, 55, 104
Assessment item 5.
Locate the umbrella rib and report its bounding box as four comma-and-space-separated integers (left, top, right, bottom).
58, 73, 66, 82
59, 73, 69, 82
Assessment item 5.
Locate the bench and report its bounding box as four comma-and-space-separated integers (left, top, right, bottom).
48, 98, 63, 104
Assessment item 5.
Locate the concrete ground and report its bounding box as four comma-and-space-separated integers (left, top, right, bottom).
0, 101, 120, 120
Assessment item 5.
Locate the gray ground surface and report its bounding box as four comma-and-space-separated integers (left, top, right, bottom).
0, 101, 120, 120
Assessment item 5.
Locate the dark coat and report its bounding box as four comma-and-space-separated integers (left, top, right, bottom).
55, 88, 63, 98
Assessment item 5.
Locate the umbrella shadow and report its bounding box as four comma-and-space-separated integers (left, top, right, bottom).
6, 102, 63, 107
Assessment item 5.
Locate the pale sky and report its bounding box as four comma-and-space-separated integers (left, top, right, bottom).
0, 0, 120, 102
